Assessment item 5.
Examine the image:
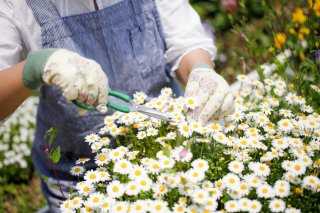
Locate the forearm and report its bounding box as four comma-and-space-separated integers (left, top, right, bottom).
0, 61, 32, 121
176, 49, 214, 85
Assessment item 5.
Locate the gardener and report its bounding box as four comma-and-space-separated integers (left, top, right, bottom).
0, 0, 234, 211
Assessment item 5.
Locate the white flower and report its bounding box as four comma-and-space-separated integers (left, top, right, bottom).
278, 119, 294, 133
129, 166, 148, 180
192, 189, 209, 205
85, 133, 100, 144
249, 162, 270, 177
222, 173, 240, 190
289, 160, 306, 176
185, 97, 198, 109
285, 207, 301, 213
125, 181, 140, 196
101, 197, 115, 212
228, 160, 244, 174
94, 153, 108, 166
225, 200, 240, 212
186, 169, 205, 183
87, 192, 104, 208
150, 200, 169, 213
147, 127, 158, 136
248, 200, 262, 213
137, 131, 147, 139
274, 180, 290, 197
70, 197, 83, 209
114, 159, 132, 174
107, 180, 125, 198
111, 201, 129, 213
75, 158, 90, 165
256, 184, 274, 198
302, 175, 320, 191
109, 148, 125, 161
137, 177, 152, 191
152, 183, 168, 195
191, 159, 209, 172
130, 200, 148, 213
269, 199, 286, 212
76, 181, 94, 196
238, 198, 251, 212
84, 170, 100, 183
159, 157, 175, 169
70, 166, 85, 176
178, 122, 193, 137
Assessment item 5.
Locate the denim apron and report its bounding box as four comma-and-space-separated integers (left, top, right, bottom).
26, 0, 182, 211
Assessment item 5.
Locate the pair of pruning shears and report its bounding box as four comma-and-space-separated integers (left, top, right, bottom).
72, 89, 173, 122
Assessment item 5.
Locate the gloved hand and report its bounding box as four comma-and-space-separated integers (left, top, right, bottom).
185, 64, 235, 125
22, 49, 108, 113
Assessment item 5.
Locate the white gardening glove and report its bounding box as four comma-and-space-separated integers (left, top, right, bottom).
185, 64, 235, 125
23, 49, 108, 113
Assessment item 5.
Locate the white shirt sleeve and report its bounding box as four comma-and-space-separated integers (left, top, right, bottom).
0, 0, 22, 70
156, 0, 217, 72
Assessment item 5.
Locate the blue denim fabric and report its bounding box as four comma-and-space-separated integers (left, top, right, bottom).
26, 0, 183, 211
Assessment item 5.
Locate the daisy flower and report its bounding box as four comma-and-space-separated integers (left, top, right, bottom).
70, 166, 85, 176
249, 162, 270, 177
228, 160, 244, 174
159, 157, 175, 169
192, 189, 209, 205
137, 177, 152, 191
87, 192, 104, 208
70, 197, 82, 209
109, 148, 125, 161
84, 170, 100, 183
285, 208, 301, 213
213, 132, 227, 144
256, 184, 274, 198
94, 153, 108, 166
107, 180, 125, 198
150, 200, 169, 213
209, 188, 222, 200
147, 127, 158, 136
111, 201, 129, 213
125, 181, 141, 196
269, 199, 286, 212
184, 97, 198, 109
289, 161, 306, 176
152, 183, 168, 195
137, 131, 147, 140
76, 181, 94, 196
75, 158, 90, 165
114, 159, 132, 175
248, 200, 262, 213
186, 169, 205, 183
238, 198, 251, 212
191, 159, 209, 172
222, 173, 240, 190
274, 180, 290, 198
225, 200, 240, 212
101, 197, 115, 212
130, 200, 148, 213
178, 122, 193, 137
129, 166, 148, 180
85, 133, 100, 144
278, 119, 294, 133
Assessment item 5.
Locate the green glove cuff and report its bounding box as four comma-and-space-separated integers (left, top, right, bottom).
22, 48, 58, 89
191, 63, 213, 71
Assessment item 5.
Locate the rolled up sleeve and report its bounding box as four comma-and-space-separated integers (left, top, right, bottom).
156, 0, 217, 72
0, 1, 22, 70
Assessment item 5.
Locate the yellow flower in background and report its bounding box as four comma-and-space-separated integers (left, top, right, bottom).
274, 33, 286, 49
292, 7, 306, 24
309, 0, 320, 16
289, 28, 297, 35
298, 27, 310, 40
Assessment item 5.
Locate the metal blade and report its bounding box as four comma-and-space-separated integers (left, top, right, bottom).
129, 102, 173, 122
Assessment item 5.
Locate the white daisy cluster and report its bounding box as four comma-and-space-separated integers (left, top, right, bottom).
0, 97, 38, 171
61, 61, 319, 212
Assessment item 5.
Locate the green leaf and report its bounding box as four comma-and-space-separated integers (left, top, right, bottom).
49, 146, 61, 164
44, 127, 60, 145
162, 147, 171, 158
41, 175, 48, 183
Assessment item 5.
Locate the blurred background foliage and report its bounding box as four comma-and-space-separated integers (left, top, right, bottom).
191, 0, 320, 87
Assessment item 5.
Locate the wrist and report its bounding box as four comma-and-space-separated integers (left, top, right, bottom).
22, 48, 58, 89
